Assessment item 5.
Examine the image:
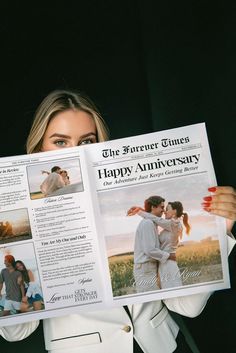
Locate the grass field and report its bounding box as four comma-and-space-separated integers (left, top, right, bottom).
108, 240, 222, 296
0, 233, 32, 244
30, 192, 44, 200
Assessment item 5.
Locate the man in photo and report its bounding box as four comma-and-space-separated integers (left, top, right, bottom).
0, 255, 25, 316
40, 166, 65, 196
132, 196, 176, 292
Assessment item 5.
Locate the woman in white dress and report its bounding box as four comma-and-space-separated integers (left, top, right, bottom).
158, 201, 190, 288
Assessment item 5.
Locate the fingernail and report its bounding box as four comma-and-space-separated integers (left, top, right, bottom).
203, 196, 212, 201
201, 202, 211, 207
208, 187, 216, 192
203, 207, 211, 212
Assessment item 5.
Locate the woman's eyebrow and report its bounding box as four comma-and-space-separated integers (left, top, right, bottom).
80, 132, 97, 138
49, 133, 70, 139
49, 132, 97, 139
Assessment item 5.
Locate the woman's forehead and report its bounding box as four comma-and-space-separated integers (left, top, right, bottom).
46, 110, 96, 135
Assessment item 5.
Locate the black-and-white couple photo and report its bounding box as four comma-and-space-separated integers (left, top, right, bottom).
27, 159, 84, 199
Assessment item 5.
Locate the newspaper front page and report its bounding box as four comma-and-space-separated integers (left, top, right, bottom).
0, 123, 230, 325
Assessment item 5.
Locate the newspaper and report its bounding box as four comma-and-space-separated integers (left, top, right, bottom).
0, 122, 230, 326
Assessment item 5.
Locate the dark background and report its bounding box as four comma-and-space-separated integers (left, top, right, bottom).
0, 1, 235, 352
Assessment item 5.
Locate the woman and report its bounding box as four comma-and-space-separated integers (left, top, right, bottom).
60, 170, 70, 185
0, 89, 235, 353
15, 260, 43, 312
130, 201, 191, 289
40, 168, 70, 195
26, 90, 108, 154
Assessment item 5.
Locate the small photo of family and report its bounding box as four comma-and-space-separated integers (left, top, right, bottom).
100, 175, 223, 297
0, 243, 44, 317
27, 158, 84, 199
0, 208, 32, 245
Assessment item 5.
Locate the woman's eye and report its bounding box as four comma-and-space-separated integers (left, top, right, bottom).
54, 140, 67, 147
80, 139, 94, 145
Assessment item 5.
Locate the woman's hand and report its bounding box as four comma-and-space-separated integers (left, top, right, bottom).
126, 206, 144, 216
21, 295, 28, 304
202, 186, 236, 233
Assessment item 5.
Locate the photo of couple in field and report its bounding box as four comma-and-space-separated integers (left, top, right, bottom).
0, 243, 44, 317
27, 158, 84, 199
99, 175, 224, 297
0, 208, 32, 245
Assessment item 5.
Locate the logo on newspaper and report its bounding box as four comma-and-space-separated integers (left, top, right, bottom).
74, 289, 98, 302
46, 289, 98, 304
46, 293, 74, 303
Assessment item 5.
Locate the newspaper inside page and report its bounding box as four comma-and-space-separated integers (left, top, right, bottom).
84, 122, 230, 306
0, 147, 110, 326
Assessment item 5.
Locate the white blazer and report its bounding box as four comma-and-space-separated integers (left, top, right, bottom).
0, 292, 212, 353
1, 236, 235, 353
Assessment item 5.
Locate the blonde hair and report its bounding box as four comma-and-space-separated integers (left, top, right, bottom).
26, 89, 109, 154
